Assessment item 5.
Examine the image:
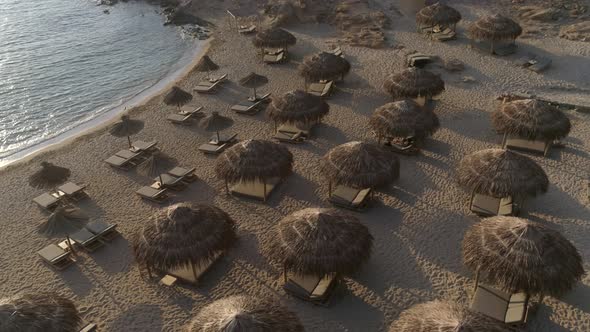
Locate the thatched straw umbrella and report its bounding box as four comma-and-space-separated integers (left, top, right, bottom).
194, 55, 219, 79
469, 14, 522, 53
137, 150, 176, 187
239, 72, 269, 100
0, 292, 81, 332
370, 100, 439, 144
109, 114, 144, 148
252, 27, 296, 49
320, 141, 400, 194
188, 295, 304, 332
298, 52, 351, 84
492, 99, 571, 142
416, 3, 462, 31
383, 68, 445, 104
462, 216, 584, 301
131, 203, 236, 281
390, 300, 517, 332
269, 208, 373, 279
29, 162, 71, 190
164, 86, 193, 111
267, 90, 329, 129
199, 111, 234, 143
457, 148, 548, 200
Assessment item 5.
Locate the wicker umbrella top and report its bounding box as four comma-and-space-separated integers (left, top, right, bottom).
199, 111, 234, 133
370, 100, 440, 140
298, 52, 351, 82
253, 28, 297, 48
469, 14, 523, 41
416, 3, 462, 27
194, 55, 219, 72
383, 67, 445, 99
163, 86, 193, 107
267, 90, 329, 124
109, 115, 144, 138
0, 293, 81, 332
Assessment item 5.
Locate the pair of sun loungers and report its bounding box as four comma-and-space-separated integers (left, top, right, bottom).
330, 186, 372, 212
231, 93, 271, 115
136, 166, 197, 203
274, 122, 317, 144
167, 106, 204, 125
471, 284, 529, 325
198, 133, 238, 155
382, 136, 420, 155
33, 182, 88, 211
159, 251, 223, 286
307, 81, 334, 98
37, 220, 119, 270
229, 177, 282, 202
194, 74, 228, 94
502, 134, 552, 157
283, 273, 338, 306
104, 140, 158, 170
470, 193, 521, 217
263, 48, 287, 64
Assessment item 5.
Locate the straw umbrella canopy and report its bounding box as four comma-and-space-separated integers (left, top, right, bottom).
137, 150, 177, 186
457, 149, 548, 199
239, 72, 269, 100
194, 55, 219, 79
462, 216, 584, 298
267, 90, 329, 126
269, 208, 373, 277
416, 3, 462, 29
215, 139, 293, 185
298, 52, 351, 83
492, 99, 571, 141
131, 203, 236, 278
199, 111, 234, 142
29, 162, 71, 190
389, 300, 517, 332
0, 293, 81, 332
320, 141, 400, 190
109, 114, 144, 148
383, 68, 445, 100
370, 100, 440, 143
164, 86, 193, 111
469, 14, 522, 41
252, 27, 296, 49
188, 295, 304, 332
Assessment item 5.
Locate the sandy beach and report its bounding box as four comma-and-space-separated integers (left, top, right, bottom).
1, 0, 589, 331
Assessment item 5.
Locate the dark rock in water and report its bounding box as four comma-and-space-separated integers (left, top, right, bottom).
103, 9, 110, 14
164, 8, 208, 26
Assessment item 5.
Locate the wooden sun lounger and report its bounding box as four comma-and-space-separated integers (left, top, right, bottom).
238, 25, 256, 34
502, 134, 551, 157
231, 93, 271, 115
471, 284, 529, 325
230, 177, 281, 202
471, 193, 515, 217
154, 174, 187, 191
86, 220, 119, 241
80, 323, 97, 332
130, 140, 158, 153
33, 192, 60, 211
274, 123, 311, 144
194, 74, 228, 94
330, 186, 372, 211
284, 273, 337, 306
307, 81, 334, 98
105, 149, 142, 170
167, 106, 204, 124
38, 244, 74, 270
407, 53, 434, 68
383, 137, 420, 155
199, 142, 230, 155
209, 133, 238, 145
57, 182, 88, 201
167, 166, 198, 183
136, 186, 168, 203
431, 27, 456, 41
69, 228, 104, 252
264, 50, 286, 64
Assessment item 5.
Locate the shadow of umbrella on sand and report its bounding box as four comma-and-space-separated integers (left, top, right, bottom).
137, 150, 177, 187
109, 114, 144, 148
199, 111, 234, 143
164, 86, 193, 112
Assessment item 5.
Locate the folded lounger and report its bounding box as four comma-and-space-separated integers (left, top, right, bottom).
136, 186, 168, 203
167, 166, 197, 183
194, 74, 228, 94
283, 273, 337, 306
470, 193, 515, 217
69, 228, 104, 252
307, 81, 334, 98
86, 220, 119, 241
154, 174, 187, 191
329, 185, 372, 211
231, 93, 271, 115
167, 106, 204, 124
38, 244, 74, 270
57, 182, 88, 201
470, 284, 529, 325
230, 177, 281, 202
33, 192, 61, 211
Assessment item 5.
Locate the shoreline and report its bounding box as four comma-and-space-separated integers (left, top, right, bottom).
0, 38, 211, 170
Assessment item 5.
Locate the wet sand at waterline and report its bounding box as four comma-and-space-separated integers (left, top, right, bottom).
0, 2, 589, 331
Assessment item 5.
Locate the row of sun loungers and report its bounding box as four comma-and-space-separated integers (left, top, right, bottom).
37, 220, 119, 270
33, 182, 88, 211
199, 133, 238, 155
231, 93, 271, 115
194, 74, 228, 94
167, 106, 204, 125
104, 141, 157, 170
136, 166, 197, 203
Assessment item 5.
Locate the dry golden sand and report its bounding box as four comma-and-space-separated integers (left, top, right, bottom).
0, 3, 589, 331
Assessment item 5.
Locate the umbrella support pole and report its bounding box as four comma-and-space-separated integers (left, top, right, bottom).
66, 235, 77, 256
328, 181, 332, 197
192, 263, 199, 282
147, 264, 153, 279
263, 180, 267, 202
127, 135, 132, 148
490, 40, 494, 54
225, 180, 229, 195
283, 264, 288, 283
473, 269, 480, 294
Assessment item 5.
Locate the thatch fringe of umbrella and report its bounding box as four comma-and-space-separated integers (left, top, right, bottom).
0, 293, 81, 332
383, 68, 445, 100
416, 3, 462, 29
267, 208, 373, 277
239, 72, 269, 100
298, 52, 351, 83
199, 111, 234, 142
320, 141, 400, 190
492, 99, 571, 141
457, 149, 548, 198
267, 90, 329, 126
469, 14, 522, 41
370, 100, 439, 143
188, 296, 304, 332
390, 300, 518, 332
194, 55, 219, 77
164, 86, 193, 111
109, 114, 144, 148
252, 28, 297, 49
462, 216, 584, 299
131, 203, 236, 278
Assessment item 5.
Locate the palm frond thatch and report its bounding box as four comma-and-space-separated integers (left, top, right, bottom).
28, 162, 71, 189
163, 86, 193, 108
131, 203, 236, 272
199, 112, 234, 132
137, 151, 177, 179
298, 52, 351, 82
252, 28, 297, 48
416, 3, 462, 27
457, 148, 548, 198
188, 296, 304, 332
462, 216, 584, 297
268, 208, 373, 276
383, 68, 445, 100
267, 90, 329, 124
320, 141, 400, 189
238, 72, 269, 89
39, 206, 88, 236
215, 140, 293, 183
390, 300, 518, 332
370, 100, 439, 141
0, 293, 81, 332
109, 115, 144, 147
194, 55, 219, 72
492, 99, 571, 141
469, 14, 522, 41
